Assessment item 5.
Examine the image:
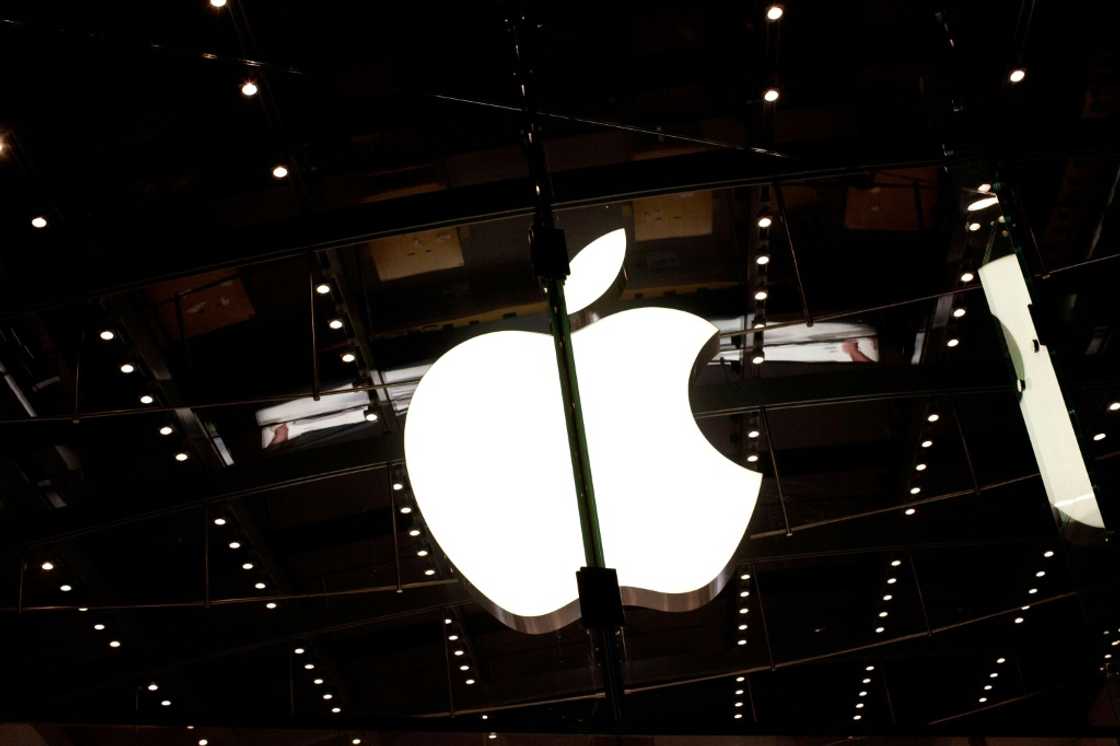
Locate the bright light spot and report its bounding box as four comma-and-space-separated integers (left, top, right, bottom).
856, 703, 864, 709
254, 582, 266, 590
737, 639, 747, 646
755, 253, 770, 266
109, 640, 121, 648
331, 707, 341, 713
175, 452, 189, 462
120, 363, 135, 374
424, 568, 436, 576
978, 696, 988, 703
98, 329, 115, 341
161, 700, 171, 707
294, 647, 305, 655
305, 663, 315, 670
747, 431, 759, 440
739, 590, 750, 598
31, 216, 48, 229
314, 678, 323, 685
1035, 570, 1045, 578
909, 487, 921, 496
466, 678, 476, 685
445, 618, 453, 625
328, 319, 344, 330
341, 352, 356, 363
968, 195, 1000, 212
1028, 587, 1037, 594
953, 308, 966, 318
1093, 432, 1106, 441
858, 691, 867, 697
734, 713, 743, 720
915, 463, 927, 472
739, 607, 749, 614
94, 623, 105, 631
967, 222, 981, 232
79, 607, 88, 612
60, 584, 72, 592
160, 425, 174, 436
865, 665, 875, 672
266, 602, 277, 609
960, 271, 975, 283
886, 577, 897, 585
996, 657, 1006, 664
399, 506, 412, 515
875, 626, 885, 633
1014, 617, 1024, 624
448, 634, 459, 641
1109, 402, 1120, 412
921, 440, 933, 448
751, 353, 765, 366
927, 413, 940, 423
757, 216, 773, 229
209, 0, 226, 6
734, 701, 743, 708
878, 611, 888, 618
453, 649, 465, 657
408, 529, 421, 537
882, 594, 892, 601
417, 549, 429, 557
241, 562, 254, 571
754, 289, 768, 301
946, 338, 960, 348
393, 482, 404, 491
984, 684, 992, 690
140, 394, 154, 405
460, 664, 470, 671
199, 740, 209, 746
1009, 68, 1026, 84
977, 183, 992, 193
315, 283, 331, 295
241, 81, 258, 97
853, 715, 862, 721
488, 735, 497, 741
904, 508, 916, 516
272, 165, 289, 179
365, 410, 379, 422
736, 676, 746, 682
766, 5, 784, 21
890, 560, 901, 567
41, 561, 55, 572
763, 88, 780, 103
323, 693, 333, 700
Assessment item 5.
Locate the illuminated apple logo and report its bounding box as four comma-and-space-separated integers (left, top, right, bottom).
404, 229, 762, 633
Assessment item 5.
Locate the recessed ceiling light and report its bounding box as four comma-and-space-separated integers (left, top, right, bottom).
331, 707, 341, 713
853, 715, 862, 721
466, 678, 476, 685
904, 507, 916, 515
855, 703, 864, 709
763, 88, 780, 103
977, 183, 992, 193
213, 517, 226, 527
209, 0, 226, 7
927, 413, 940, 423
242, 562, 254, 571
161, 699, 172, 707
737, 639, 747, 646
425, 568, 436, 576
882, 594, 892, 601
984, 684, 992, 691
120, 363, 135, 374
60, 584, 72, 592
448, 634, 459, 642
266, 602, 277, 609
109, 640, 121, 648
31, 216, 48, 229
754, 289, 768, 301
139, 394, 154, 405
967, 196, 999, 212
417, 549, 429, 557
766, 4, 784, 21
1092, 432, 1106, 441
909, 487, 921, 495
254, 581, 266, 590
886, 577, 897, 585
751, 353, 765, 365
862, 677, 871, 684
341, 352, 356, 363
739, 607, 749, 614
148, 683, 159, 692
454, 649, 465, 656
353, 740, 362, 745
960, 271, 975, 283
272, 165, 289, 179
921, 439, 933, 448
946, 338, 959, 348
392, 482, 404, 491
304, 663, 315, 670
1109, 401, 1120, 412
175, 452, 189, 462
874, 626, 884, 633
865, 665, 874, 672
328, 318, 344, 330
41, 561, 55, 571
878, 611, 888, 618
755, 253, 770, 266
1014, 616, 1024, 624
733, 713, 743, 720
481, 714, 490, 720
488, 735, 497, 741
98, 329, 115, 341
94, 623, 105, 631
228, 541, 241, 550
159, 425, 174, 436
978, 696, 988, 703
315, 283, 331, 295
460, 664, 470, 671
294, 647, 305, 655
198, 740, 208, 746
915, 463, 927, 472
1043, 550, 1054, 558
734, 701, 744, 708
323, 693, 333, 700
314, 678, 323, 685
364, 410, 379, 422
1009, 68, 1026, 84
967, 222, 981, 232
241, 80, 258, 97
890, 560, 901, 567
1028, 587, 1037, 594
1035, 570, 1045, 578
952, 308, 967, 318
445, 618, 453, 625
78, 607, 89, 612
757, 216, 773, 229
739, 590, 751, 598
858, 691, 867, 697
408, 529, 421, 537
399, 506, 412, 514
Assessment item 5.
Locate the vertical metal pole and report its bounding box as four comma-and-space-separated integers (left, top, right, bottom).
760, 407, 792, 537
308, 265, 321, 402
203, 507, 210, 608
73, 329, 84, 423
389, 469, 402, 594
16, 559, 25, 614
908, 552, 932, 637
751, 564, 777, 671
746, 673, 758, 722
773, 184, 813, 327
442, 620, 456, 717
951, 401, 981, 496
881, 663, 897, 725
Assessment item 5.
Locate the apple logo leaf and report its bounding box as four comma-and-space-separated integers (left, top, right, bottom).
564, 228, 627, 314
405, 228, 762, 633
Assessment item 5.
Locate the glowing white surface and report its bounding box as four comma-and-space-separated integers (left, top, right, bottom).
563, 228, 627, 314
404, 231, 760, 627
979, 255, 1104, 529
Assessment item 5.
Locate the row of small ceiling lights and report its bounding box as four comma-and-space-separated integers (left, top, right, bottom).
899, 409, 943, 517
212, 514, 280, 610
730, 570, 752, 720
851, 664, 877, 721
292, 645, 344, 715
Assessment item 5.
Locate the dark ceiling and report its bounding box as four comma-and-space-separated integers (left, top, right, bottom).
0, 1, 1118, 744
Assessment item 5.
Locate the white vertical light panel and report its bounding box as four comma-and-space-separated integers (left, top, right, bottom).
979, 255, 1105, 529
